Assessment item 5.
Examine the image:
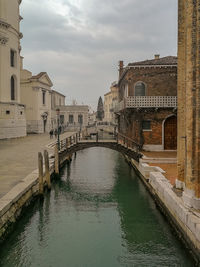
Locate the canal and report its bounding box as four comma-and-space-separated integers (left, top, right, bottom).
0, 148, 195, 266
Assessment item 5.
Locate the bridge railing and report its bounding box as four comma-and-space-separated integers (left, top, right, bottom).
58, 132, 80, 152
116, 132, 142, 152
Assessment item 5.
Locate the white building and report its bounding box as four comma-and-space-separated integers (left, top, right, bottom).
51, 89, 65, 130
0, 0, 26, 139
20, 64, 53, 133
58, 105, 89, 131
104, 82, 119, 124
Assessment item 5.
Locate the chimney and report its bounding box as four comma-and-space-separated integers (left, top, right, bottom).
119, 60, 124, 79
154, 54, 160, 60
20, 56, 24, 69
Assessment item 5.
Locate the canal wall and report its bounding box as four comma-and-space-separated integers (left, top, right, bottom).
126, 156, 200, 264
0, 146, 73, 242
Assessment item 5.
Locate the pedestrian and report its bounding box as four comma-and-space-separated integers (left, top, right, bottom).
54, 129, 57, 138
49, 129, 53, 139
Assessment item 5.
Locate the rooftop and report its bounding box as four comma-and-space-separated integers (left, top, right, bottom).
128, 56, 177, 67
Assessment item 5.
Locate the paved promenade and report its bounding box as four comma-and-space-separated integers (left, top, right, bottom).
142, 151, 177, 186
0, 132, 74, 198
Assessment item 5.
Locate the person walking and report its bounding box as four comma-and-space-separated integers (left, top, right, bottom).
54, 129, 57, 138
49, 129, 53, 139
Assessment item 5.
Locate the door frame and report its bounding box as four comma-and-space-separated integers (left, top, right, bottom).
162, 114, 177, 150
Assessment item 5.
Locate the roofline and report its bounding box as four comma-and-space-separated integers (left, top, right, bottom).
128, 64, 177, 68
52, 89, 66, 97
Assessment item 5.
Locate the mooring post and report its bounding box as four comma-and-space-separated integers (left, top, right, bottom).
55, 145, 59, 174
69, 136, 72, 146
66, 138, 68, 149
44, 150, 51, 190
38, 152, 44, 195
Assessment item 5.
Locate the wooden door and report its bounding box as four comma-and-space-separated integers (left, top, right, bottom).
164, 116, 177, 150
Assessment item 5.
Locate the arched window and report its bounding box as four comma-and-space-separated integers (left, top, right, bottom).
11, 75, 16, 100
134, 82, 146, 96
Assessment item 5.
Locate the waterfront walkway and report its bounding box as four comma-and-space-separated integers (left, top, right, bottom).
0, 132, 74, 198
142, 151, 177, 186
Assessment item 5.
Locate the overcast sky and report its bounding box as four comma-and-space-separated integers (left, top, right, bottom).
20, 0, 178, 110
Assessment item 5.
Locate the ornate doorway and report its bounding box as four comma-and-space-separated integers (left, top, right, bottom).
164, 116, 177, 150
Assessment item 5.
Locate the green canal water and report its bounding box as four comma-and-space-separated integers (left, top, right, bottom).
0, 148, 195, 266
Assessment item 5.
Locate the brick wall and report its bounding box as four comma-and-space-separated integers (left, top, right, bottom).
118, 109, 176, 148
119, 66, 177, 101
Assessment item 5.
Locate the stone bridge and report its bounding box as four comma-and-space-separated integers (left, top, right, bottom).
57, 133, 142, 165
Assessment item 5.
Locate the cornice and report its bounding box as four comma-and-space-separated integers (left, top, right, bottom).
0, 19, 10, 30
0, 35, 8, 45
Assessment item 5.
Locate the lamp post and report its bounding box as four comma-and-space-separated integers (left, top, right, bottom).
56, 108, 60, 150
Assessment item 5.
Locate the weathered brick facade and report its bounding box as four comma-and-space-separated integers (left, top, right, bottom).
176, 0, 200, 208
117, 56, 177, 151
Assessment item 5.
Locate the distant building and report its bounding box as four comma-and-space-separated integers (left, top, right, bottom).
88, 111, 96, 125
51, 90, 65, 130
0, 0, 26, 139
57, 105, 89, 131
104, 81, 118, 123
20, 62, 53, 133
116, 55, 177, 151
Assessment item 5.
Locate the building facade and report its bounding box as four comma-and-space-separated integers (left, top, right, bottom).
51, 89, 65, 130
176, 0, 200, 209
116, 56, 177, 151
104, 81, 118, 124
0, 0, 26, 139
57, 105, 89, 131
20, 65, 53, 133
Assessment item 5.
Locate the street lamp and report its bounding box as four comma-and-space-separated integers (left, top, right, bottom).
56, 108, 60, 150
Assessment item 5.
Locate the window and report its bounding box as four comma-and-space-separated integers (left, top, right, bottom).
59, 98, 61, 106
135, 82, 146, 96
42, 91, 46, 105
10, 50, 16, 67
78, 114, 83, 124
142, 120, 151, 130
69, 114, 74, 124
11, 75, 15, 100
6, 110, 10, 115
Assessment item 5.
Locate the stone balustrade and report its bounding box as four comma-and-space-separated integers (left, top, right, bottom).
115, 96, 177, 112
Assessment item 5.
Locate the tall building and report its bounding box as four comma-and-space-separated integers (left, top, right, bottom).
0, 0, 26, 139
116, 56, 177, 151
176, 0, 200, 209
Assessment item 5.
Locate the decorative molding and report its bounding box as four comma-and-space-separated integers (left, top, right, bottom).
0, 19, 10, 30
0, 35, 8, 45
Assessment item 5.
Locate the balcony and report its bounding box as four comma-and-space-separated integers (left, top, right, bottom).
115, 96, 177, 112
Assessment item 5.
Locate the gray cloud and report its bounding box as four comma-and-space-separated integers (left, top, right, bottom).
20, 0, 177, 109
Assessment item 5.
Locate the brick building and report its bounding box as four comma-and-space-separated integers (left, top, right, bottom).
116, 55, 177, 151
176, 0, 200, 209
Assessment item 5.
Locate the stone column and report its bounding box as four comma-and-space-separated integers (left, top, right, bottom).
194, 0, 200, 201
176, 0, 186, 189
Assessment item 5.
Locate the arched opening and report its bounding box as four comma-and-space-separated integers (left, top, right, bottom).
164, 115, 177, 150
134, 82, 146, 96
11, 75, 16, 101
